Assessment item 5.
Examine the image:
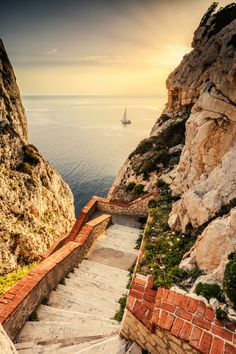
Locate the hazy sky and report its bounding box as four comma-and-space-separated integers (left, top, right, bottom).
1, 0, 233, 95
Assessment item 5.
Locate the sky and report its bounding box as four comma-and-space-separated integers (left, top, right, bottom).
0, 0, 233, 95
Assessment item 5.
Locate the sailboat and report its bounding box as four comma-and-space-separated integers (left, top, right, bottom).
121, 107, 131, 125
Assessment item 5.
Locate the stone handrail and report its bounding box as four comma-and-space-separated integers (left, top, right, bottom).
0, 214, 111, 340
121, 276, 236, 354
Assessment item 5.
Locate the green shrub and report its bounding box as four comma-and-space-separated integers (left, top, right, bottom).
114, 296, 127, 321
195, 282, 225, 302
223, 253, 236, 309
135, 232, 143, 250
133, 184, 144, 195
216, 307, 228, 321
155, 179, 167, 188
0, 262, 37, 296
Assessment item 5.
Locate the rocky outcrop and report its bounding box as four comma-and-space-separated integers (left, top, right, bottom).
110, 3, 236, 285
180, 207, 236, 283
0, 40, 75, 275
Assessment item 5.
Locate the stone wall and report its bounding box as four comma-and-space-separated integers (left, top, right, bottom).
121, 309, 198, 354
0, 214, 111, 340
121, 276, 236, 354
96, 190, 158, 217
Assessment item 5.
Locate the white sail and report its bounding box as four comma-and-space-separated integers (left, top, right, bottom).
122, 108, 127, 123
121, 107, 131, 124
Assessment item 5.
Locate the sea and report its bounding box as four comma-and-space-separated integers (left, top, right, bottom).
22, 95, 166, 216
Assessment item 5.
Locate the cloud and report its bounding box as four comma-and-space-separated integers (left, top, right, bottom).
46, 48, 60, 55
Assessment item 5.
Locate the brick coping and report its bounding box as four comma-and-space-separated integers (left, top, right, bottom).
0, 188, 156, 338
126, 276, 236, 354
42, 189, 158, 259
0, 213, 111, 329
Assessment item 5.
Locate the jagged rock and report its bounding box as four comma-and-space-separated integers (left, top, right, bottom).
180, 208, 236, 283
109, 4, 236, 295
0, 40, 75, 274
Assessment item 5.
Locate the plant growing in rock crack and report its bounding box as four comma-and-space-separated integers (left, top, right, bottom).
114, 296, 127, 322
195, 282, 225, 303
138, 181, 201, 290
223, 252, 236, 310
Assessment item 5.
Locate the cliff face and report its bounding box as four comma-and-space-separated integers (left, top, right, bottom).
110, 3, 236, 285
0, 40, 75, 275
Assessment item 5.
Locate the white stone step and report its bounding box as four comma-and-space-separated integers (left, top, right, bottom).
48, 291, 118, 318
37, 305, 117, 326
15, 342, 61, 353
109, 225, 141, 235
64, 276, 128, 297
105, 226, 140, 237
56, 338, 110, 354
55, 283, 127, 304
78, 260, 129, 276
15, 338, 110, 354
89, 247, 137, 270
69, 269, 129, 288
74, 335, 127, 353
94, 240, 138, 254
103, 232, 139, 245
17, 320, 119, 345
37, 305, 118, 327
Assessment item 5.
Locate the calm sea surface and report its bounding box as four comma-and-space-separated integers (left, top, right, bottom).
22, 96, 165, 216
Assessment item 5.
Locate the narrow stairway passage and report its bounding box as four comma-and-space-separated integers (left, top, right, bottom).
15, 217, 142, 354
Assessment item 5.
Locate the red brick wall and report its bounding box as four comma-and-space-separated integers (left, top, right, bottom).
0, 214, 111, 340
42, 190, 156, 259
125, 276, 236, 354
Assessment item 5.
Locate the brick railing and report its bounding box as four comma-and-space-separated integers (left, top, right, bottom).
122, 276, 236, 354
42, 189, 158, 258
0, 188, 157, 340
0, 214, 111, 340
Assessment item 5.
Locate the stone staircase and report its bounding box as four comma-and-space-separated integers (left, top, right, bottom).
15, 219, 141, 354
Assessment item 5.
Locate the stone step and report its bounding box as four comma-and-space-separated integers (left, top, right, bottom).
16, 320, 119, 345
78, 259, 129, 275
94, 239, 138, 254
103, 232, 140, 245
108, 225, 141, 234
47, 291, 118, 318
37, 305, 118, 327
69, 268, 129, 287
15, 337, 109, 354
55, 283, 126, 304
64, 275, 128, 297
15, 342, 61, 353
74, 335, 127, 353
105, 226, 140, 237
89, 247, 137, 271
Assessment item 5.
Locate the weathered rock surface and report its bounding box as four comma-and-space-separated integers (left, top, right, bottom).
180, 208, 236, 283
110, 3, 236, 284
0, 40, 75, 275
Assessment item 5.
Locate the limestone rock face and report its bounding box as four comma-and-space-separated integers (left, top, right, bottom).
0, 40, 75, 275
110, 4, 236, 284
180, 208, 236, 283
